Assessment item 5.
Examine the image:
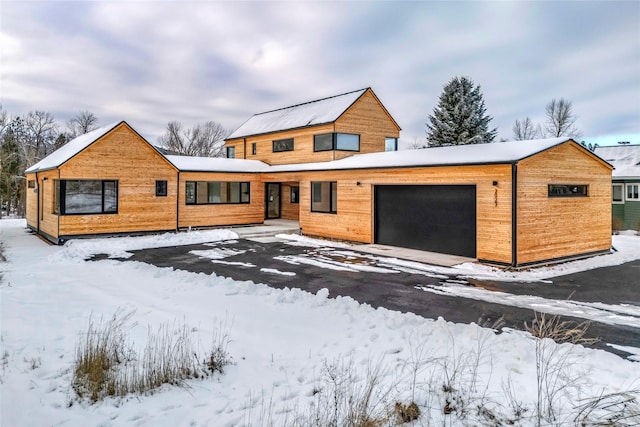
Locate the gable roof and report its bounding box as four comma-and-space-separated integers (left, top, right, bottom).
26, 121, 122, 173
594, 145, 640, 179
267, 137, 593, 172
226, 88, 369, 140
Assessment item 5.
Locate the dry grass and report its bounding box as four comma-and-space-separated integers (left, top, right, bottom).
72, 310, 231, 403
524, 311, 599, 345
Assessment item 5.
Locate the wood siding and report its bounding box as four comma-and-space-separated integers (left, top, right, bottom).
225, 89, 400, 165
56, 123, 178, 237
177, 172, 264, 228
263, 164, 514, 264
26, 169, 60, 240
280, 183, 300, 220
516, 142, 612, 264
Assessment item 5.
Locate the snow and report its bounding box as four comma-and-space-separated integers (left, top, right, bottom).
266, 137, 577, 172
1, 219, 639, 426
25, 122, 122, 173
227, 89, 367, 139
594, 144, 640, 179
166, 155, 270, 172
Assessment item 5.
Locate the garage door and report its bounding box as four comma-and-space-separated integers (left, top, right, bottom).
374, 185, 476, 258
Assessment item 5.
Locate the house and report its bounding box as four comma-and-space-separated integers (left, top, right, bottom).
25, 89, 613, 267
594, 145, 640, 231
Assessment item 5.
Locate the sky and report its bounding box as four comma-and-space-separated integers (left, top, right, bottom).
1, 1, 639, 149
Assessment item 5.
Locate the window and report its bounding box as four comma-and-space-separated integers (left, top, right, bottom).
28, 180, 36, 189
185, 181, 250, 205
385, 137, 398, 152
548, 184, 588, 197
252, 143, 257, 155
612, 184, 624, 204
313, 133, 360, 152
311, 181, 337, 213
290, 186, 299, 204
226, 146, 235, 158
54, 180, 118, 215
273, 138, 294, 152
627, 184, 640, 201
155, 180, 168, 197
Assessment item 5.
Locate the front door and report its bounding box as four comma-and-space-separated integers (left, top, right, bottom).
265, 183, 281, 219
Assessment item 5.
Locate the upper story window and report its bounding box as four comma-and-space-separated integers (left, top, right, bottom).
185, 181, 250, 205
313, 133, 360, 152
628, 184, 639, 201
226, 146, 235, 158
54, 179, 118, 215
28, 180, 36, 189
548, 184, 588, 197
273, 138, 294, 152
385, 137, 398, 151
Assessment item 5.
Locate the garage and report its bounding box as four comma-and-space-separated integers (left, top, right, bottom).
374, 185, 477, 258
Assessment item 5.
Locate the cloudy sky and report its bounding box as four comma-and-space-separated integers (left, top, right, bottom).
1, 1, 639, 148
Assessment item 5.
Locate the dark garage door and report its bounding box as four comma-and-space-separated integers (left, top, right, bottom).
374, 185, 476, 258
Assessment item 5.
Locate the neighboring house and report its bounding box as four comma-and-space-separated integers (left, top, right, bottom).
594, 145, 640, 231
224, 88, 401, 164
25, 89, 613, 268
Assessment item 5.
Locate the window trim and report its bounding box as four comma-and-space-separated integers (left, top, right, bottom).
272, 138, 294, 153
155, 180, 168, 197
311, 181, 337, 214
54, 179, 119, 215
185, 181, 251, 205
612, 183, 624, 204
313, 133, 360, 152
627, 183, 640, 201
547, 184, 588, 198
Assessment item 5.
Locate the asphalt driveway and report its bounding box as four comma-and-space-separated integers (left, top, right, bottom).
96, 238, 640, 359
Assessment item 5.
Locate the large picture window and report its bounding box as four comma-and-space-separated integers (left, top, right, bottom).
185, 181, 250, 205
313, 133, 360, 152
54, 180, 118, 215
311, 181, 337, 213
273, 138, 294, 152
548, 184, 588, 197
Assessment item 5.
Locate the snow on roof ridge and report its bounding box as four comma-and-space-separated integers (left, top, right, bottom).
25, 121, 123, 173
253, 88, 369, 116
226, 88, 368, 140
165, 154, 271, 172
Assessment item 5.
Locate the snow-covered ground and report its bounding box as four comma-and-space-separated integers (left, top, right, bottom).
1, 219, 639, 426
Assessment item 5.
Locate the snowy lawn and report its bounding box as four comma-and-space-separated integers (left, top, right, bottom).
1, 219, 639, 426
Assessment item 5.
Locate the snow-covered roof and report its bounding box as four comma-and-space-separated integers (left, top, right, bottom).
25, 121, 122, 173
226, 88, 368, 140
166, 155, 270, 173
267, 137, 589, 172
594, 145, 640, 179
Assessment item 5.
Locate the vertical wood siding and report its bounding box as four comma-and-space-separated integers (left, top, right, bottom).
516, 142, 612, 264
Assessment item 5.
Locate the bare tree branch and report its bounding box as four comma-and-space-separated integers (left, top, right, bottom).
544, 98, 582, 138
158, 121, 230, 157
512, 117, 539, 140
67, 110, 98, 138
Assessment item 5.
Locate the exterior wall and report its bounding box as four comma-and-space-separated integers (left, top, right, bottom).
225, 89, 400, 165
56, 123, 178, 238
612, 179, 640, 231
25, 169, 60, 241
280, 183, 300, 220
263, 164, 514, 264
516, 142, 612, 265
177, 172, 264, 228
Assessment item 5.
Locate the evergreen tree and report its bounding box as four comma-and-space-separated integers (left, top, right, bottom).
425, 76, 497, 147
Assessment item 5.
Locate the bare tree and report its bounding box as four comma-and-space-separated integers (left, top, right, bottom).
544, 98, 582, 138
67, 110, 98, 138
157, 121, 229, 157
408, 136, 428, 149
25, 110, 59, 162
512, 117, 539, 140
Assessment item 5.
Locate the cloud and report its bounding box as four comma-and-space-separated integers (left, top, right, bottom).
1, 1, 638, 145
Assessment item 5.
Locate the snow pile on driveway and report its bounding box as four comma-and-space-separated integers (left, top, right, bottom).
1, 219, 639, 426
